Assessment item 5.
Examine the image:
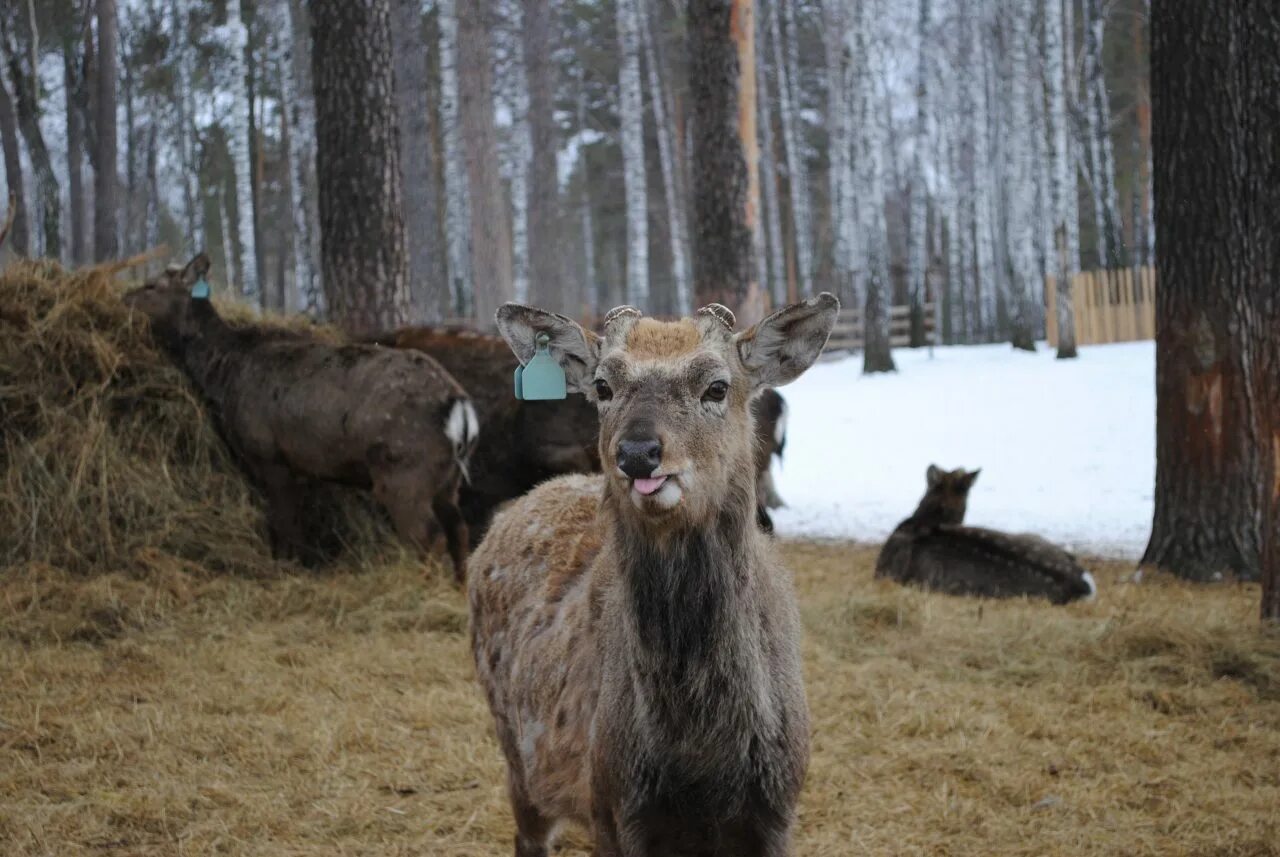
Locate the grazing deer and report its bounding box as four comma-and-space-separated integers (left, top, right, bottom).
122, 253, 479, 579
875, 465, 1097, 604
468, 293, 840, 857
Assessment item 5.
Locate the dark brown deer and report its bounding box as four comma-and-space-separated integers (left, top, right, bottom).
468, 294, 840, 856
365, 325, 792, 541
361, 325, 601, 544
122, 253, 479, 580
875, 465, 1097, 604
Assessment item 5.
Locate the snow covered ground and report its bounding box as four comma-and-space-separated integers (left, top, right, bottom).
769, 339, 1156, 560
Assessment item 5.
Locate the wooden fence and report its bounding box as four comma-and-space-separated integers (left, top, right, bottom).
1045, 266, 1156, 347
824, 302, 937, 353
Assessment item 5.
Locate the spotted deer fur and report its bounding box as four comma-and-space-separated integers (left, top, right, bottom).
468, 294, 839, 857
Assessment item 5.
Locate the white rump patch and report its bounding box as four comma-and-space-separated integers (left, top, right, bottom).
1081, 571, 1097, 600
445, 399, 480, 483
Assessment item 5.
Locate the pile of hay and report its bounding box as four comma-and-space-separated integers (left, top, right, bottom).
0, 258, 402, 579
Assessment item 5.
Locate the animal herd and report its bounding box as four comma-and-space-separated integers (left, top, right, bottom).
121, 253, 1098, 856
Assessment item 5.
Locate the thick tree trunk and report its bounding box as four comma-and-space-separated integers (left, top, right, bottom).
689, 0, 762, 325
523, 0, 561, 313
617, 0, 649, 308
457, 0, 512, 328
93, 0, 118, 261
437, 0, 471, 317
310, 0, 411, 337
0, 72, 27, 256
392, 0, 447, 321
1142, 0, 1280, 596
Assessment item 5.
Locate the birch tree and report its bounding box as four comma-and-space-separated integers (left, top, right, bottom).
616, 0, 648, 308
1083, 0, 1123, 268
225, 0, 259, 301
507, 2, 531, 303
906, 0, 930, 346
756, 17, 786, 307
438, 0, 471, 316
768, 0, 812, 298
1004, 0, 1039, 351
855, 1, 894, 374
0, 71, 27, 255
1044, 0, 1077, 356
93, 0, 118, 260
523, 0, 561, 311
963, 0, 996, 339
283, 0, 323, 316
638, 0, 690, 313
62, 28, 88, 266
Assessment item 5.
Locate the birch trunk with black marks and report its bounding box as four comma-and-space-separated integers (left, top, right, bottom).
855, 0, 893, 374
392, 0, 447, 320
639, 0, 691, 314
2, 9, 60, 259
823, 0, 853, 309
93, 0, 117, 260
769, 0, 812, 299
617, 0, 649, 308
906, 0, 930, 346
437, 0, 471, 316
63, 36, 88, 266
1083, 0, 1123, 269
964, 0, 995, 339
689, 0, 763, 325
523, 0, 561, 312
283, 0, 322, 316
1045, 0, 1076, 357
310, 0, 410, 337
1005, 1, 1038, 351
757, 24, 786, 308
0, 74, 26, 255
1142, 0, 1280, 599
457, 0, 512, 327
225, 0, 258, 300
507, 3, 531, 305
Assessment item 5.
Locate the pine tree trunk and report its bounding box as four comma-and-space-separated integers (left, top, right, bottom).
769, 0, 813, 298
639, 0, 691, 314
689, 0, 763, 325
310, 0, 411, 337
1083, 0, 1123, 269
437, 0, 471, 317
1045, 0, 1077, 357
457, 0, 512, 328
0, 74, 27, 256
523, 0, 561, 312
392, 0, 447, 321
1142, 0, 1280, 594
284, 0, 323, 317
226, 0, 259, 301
93, 0, 118, 261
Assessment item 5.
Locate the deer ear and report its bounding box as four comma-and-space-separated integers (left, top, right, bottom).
962, 468, 981, 489
495, 303, 601, 394
181, 252, 212, 285
927, 464, 943, 487
735, 292, 840, 389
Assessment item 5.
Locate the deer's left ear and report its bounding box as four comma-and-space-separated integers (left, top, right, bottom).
495, 303, 602, 394
180, 252, 212, 285
735, 292, 840, 389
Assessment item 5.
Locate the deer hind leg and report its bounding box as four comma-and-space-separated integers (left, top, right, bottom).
432, 476, 470, 584
509, 779, 554, 857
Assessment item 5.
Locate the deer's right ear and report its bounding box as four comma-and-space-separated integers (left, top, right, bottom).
495, 303, 601, 394
926, 464, 943, 487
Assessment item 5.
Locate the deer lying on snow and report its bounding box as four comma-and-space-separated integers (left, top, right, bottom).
468, 293, 839, 856
122, 253, 479, 579
366, 324, 793, 542
875, 465, 1097, 604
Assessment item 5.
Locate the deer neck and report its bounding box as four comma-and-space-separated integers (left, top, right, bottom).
175, 303, 239, 410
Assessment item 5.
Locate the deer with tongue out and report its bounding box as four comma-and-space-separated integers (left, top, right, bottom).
467, 294, 840, 857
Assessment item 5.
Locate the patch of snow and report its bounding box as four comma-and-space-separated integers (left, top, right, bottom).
770, 340, 1155, 560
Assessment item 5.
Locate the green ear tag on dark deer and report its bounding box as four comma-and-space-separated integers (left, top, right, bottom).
520, 332, 567, 400
190, 278, 211, 300
513, 363, 525, 400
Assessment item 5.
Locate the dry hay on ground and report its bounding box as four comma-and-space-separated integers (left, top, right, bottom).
2, 543, 1277, 856
0, 257, 402, 579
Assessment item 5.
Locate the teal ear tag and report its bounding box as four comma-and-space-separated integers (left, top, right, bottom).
519, 332, 567, 400
191, 278, 211, 300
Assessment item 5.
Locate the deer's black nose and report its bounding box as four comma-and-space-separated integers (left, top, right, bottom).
617, 438, 662, 479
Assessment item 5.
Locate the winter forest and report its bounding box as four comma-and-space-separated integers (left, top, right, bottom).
2, 0, 1150, 362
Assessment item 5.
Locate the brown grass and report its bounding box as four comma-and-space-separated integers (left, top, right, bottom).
0, 548, 1277, 856
2, 261, 1279, 855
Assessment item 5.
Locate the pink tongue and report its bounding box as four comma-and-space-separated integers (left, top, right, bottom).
632, 476, 668, 496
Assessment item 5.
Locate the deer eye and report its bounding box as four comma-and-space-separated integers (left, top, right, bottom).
703, 380, 729, 402
594, 379, 613, 401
